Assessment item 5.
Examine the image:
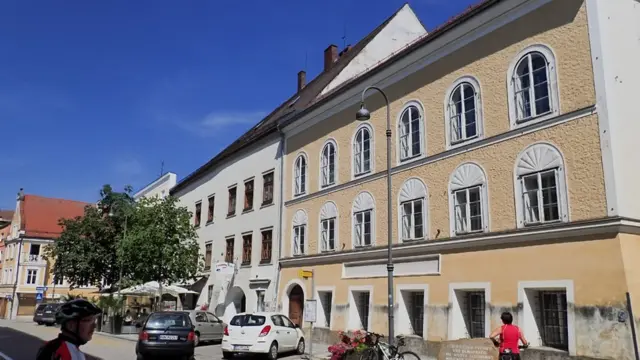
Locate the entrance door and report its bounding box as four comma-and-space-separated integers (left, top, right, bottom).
17, 294, 37, 316
288, 285, 303, 327
0, 299, 6, 319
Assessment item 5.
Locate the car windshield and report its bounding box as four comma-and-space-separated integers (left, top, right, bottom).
229, 314, 266, 326
36, 305, 47, 311
145, 313, 191, 330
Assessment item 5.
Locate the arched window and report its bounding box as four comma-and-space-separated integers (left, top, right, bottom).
293, 154, 307, 196
508, 45, 559, 127
397, 103, 424, 162
448, 162, 489, 235
353, 125, 373, 177
292, 210, 308, 255
398, 178, 428, 241
352, 192, 375, 247
319, 202, 338, 252
320, 141, 337, 187
446, 76, 482, 147
514, 143, 568, 228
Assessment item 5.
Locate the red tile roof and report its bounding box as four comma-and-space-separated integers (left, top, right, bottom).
0, 210, 13, 221
20, 195, 90, 238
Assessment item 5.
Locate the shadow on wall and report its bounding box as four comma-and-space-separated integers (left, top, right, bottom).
0, 325, 102, 360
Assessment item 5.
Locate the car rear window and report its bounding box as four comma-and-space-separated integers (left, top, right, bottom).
36, 304, 47, 311
145, 313, 191, 330
229, 314, 266, 326
44, 304, 60, 311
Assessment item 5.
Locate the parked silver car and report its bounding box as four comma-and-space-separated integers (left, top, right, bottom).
184, 310, 225, 346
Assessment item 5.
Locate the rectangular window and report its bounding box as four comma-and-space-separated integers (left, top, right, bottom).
356, 291, 370, 331
539, 290, 569, 351
320, 218, 335, 252
454, 186, 483, 234
225, 238, 234, 264
228, 187, 237, 216
194, 202, 202, 227
256, 290, 266, 312
408, 291, 425, 337
29, 244, 41, 262
466, 291, 486, 338
260, 230, 273, 264
242, 234, 252, 265
262, 172, 274, 205
319, 291, 333, 328
207, 285, 214, 303
204, 243, 212, 271
293, 225, 305, 255
354, 210, 372, 247
522, 170, 560, 225
244, 180, 254, 211
26, 269, 37, 285
207, 196, 215, 223
401, 199, 424, 240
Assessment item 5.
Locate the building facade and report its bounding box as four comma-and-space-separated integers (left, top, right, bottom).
133, 172, 177, 200
276, 0, 640, 359
0, 191, 98, 319
0, 210, 14, 317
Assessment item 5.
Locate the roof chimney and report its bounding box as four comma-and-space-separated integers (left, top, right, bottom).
297, 70, 306, 92
324, 44, 338, 72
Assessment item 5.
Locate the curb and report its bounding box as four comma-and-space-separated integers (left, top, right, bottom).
96, 332, 138, 342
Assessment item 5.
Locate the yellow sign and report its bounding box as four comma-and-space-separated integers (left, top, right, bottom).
298, 270, 313, 278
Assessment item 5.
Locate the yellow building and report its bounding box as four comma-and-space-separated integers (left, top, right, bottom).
275, 0, 640, 359
0, 190, 99, 319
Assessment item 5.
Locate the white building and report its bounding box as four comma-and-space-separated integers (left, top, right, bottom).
170, 3, 426, 323
133, 172, 177, 200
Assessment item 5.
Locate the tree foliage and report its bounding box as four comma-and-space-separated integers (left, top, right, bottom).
43, 185, 134, 290
119, 195, 203, 286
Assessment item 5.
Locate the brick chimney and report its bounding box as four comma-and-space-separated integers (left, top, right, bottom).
324, 44, 338, 72
297, 70, 306, 92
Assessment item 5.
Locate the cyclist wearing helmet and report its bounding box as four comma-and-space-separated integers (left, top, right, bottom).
36, 298, 102, 360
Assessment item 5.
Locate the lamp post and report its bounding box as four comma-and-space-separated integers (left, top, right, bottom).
356, 86, 394, 343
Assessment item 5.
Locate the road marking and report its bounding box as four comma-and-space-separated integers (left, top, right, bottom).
0, 351, 14, 360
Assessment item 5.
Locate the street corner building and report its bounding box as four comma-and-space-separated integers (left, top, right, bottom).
274, 0, 640, 359
0, 190, 99, 319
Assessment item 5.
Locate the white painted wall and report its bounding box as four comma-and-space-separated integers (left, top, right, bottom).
587, 0, 640, 219
320, 4, 427, 96
134, 172, 177, 200
173, 134, 282, 322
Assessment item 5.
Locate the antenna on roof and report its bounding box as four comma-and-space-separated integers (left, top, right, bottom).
304, 50, 308, 72
342, 20, 347, 49
160, 161, 164, 177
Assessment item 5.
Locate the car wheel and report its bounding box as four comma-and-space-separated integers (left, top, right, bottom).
193, 332, 200, 347
267, 342, 278, 360
136, 354, 145, 360
37, 322, 43, 325
222, 351, 233, 359
296, 339, 305, 355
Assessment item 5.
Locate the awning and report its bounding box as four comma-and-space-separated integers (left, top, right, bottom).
120, 281, 199, 296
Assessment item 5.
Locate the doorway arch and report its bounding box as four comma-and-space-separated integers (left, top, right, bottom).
288, 284, 304, 326
223, 286, 246, 322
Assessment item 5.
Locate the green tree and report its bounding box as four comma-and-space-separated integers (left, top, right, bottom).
43, 185, 134, 290
120, 195, 202, 289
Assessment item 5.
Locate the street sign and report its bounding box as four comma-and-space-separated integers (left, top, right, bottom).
35, 293, 43, 301
303, 299, 317, 323
36, 286, 48, 292
298, 270, 313, 278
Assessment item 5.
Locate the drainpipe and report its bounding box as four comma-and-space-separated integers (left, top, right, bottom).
9, 231, 25, 319
272, 125, 286, 311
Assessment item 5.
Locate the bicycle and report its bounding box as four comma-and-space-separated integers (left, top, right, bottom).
499, 345, 528, 360
358, 331, 421, 360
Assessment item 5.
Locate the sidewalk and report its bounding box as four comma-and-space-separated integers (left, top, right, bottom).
305, 341, 331, 360
96, 331, 138, 342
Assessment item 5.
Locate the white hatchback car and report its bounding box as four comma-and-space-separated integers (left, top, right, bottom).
222, 312, 305, 360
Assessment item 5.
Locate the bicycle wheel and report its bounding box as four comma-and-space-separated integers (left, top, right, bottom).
397, 351, 421, 360
359, 347, 378, 360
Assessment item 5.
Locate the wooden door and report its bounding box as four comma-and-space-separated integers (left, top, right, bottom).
288, 285, 303, 326
0, 299, 6, 319
17, 294, 37, 316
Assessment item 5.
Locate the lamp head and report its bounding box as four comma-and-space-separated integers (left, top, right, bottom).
355, 103, 371, 121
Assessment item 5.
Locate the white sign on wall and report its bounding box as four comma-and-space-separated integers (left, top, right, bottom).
304, 300, 317, 323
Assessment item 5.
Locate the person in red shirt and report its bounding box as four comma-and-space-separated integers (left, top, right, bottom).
490, 312, 529, 360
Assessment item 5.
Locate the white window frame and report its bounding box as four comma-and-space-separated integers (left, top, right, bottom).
518, 280, 576, 355
514, 142, 569, 229
347, 285, 374, 331
507, 44, 560, 129
319, 139, 338, 189
319, 201, 338, 253
447, 282, 491, 340
396, 101, 426, 164
352, 191, 375, 248
448, 162, 490, 236
401, 198, 425, 241
444, 76, 484, 149
352, 124, 374, 178
293, 153, 308, 197
395, 284, 428, 339
291, 209, 308, 256
315, 286, 336, 329
398, 178, 429, 243
25, 268, 38, 285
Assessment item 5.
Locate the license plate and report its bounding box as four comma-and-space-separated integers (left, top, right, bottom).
159, 335, 178, 340
234, 345, 250, 351
45, 311, 51, 313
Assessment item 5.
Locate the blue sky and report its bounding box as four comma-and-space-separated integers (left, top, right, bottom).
0, 0, 475, 209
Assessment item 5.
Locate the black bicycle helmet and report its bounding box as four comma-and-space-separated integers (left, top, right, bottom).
55, 299, 102, 325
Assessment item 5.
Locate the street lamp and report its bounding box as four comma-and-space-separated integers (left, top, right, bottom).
356, 86, 395, 344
